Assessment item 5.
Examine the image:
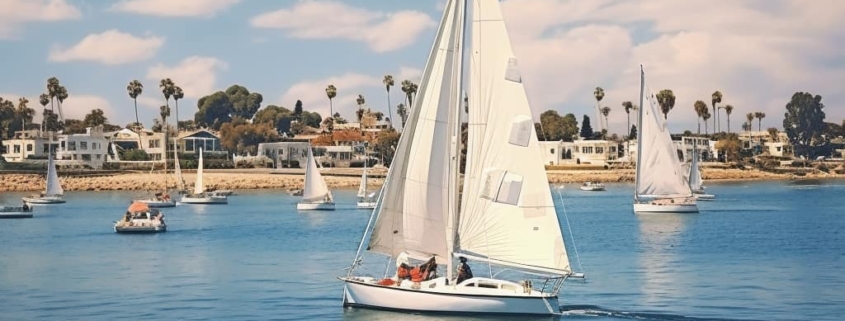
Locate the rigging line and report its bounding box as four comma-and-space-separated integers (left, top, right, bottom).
554, 185, 583, 273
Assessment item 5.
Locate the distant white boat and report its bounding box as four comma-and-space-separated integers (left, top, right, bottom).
633, 66, 698, 214
114, 202, 167, 233
688, 141, 715, 201
0, 204, 34, 219
22, 148, 65, 205
181, 148, 228, 205
580, 182, 605, 191
297, 147, 335, 211
357, 167, 378, 209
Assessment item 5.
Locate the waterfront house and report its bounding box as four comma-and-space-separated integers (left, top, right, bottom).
1, 130, 58, 162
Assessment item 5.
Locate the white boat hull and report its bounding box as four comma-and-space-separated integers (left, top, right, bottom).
22, 196, 65, 204
0, 207, 33, 219
357, 201, 376, 209
137, 199, 177, 208
341, 277, 560, 315
115, 225, 166, 233
297, 202, 335, 211
579, 186, 605, 191
634, 202, 699, 213
694, 193, 716, 201
181, 195, 228, 204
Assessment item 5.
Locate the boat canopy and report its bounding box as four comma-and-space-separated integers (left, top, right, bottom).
128, 202, 150, 213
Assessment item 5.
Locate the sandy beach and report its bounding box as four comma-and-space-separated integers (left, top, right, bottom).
1, 166, 841, 193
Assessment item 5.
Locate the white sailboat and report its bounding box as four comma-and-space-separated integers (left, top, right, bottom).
136, 140, 176, 208
341, 0, 581, 315
633, 66, 698, 213
181, 148, 228, 205
22, 147, 66, 205
297, 147, 335, 211
357, 161, 378, 209
688, 141, 715, 201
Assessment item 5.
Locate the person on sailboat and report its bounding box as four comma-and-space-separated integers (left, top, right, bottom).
456, 256, 473, 284
410, 257, 438, 283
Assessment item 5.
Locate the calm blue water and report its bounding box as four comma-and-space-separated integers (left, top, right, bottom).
1, 180, 844, 321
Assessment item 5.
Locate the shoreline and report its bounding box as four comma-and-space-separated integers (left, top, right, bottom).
1, 168, 841, 192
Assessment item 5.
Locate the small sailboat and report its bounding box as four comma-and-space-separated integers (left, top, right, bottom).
688, 141, 715, 201
297, 147, 335, 210
580, 182, 605, 191
341, 0, 582, 315
114, 201, 167, 233
136, 142, 176, 208
181, 148, 228, 205
22, 146, 66, 205
1, 203, 34, 218
633, 66, 698, 213
356, 159, 378, 209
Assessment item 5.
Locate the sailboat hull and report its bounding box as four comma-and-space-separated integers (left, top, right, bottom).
341, 278, 560, 315
297, 202, 335, 211
137, 199, 177, 208
694, 194, 715, 201
181, 196, 228, 204
22, 196, 65, 204
634, 202, 699, 213
356, 201, 376, 209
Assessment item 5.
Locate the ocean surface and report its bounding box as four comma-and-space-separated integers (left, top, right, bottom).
1, 179, 844, 321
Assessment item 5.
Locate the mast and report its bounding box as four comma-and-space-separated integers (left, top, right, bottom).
634, 64, 645, 202
445, 0, 467, 282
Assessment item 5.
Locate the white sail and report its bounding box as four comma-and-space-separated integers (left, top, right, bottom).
302, 147, 330, 202
357, 169, 368, 198
194, 147, 204, 195
635, 67, 691, 199
457, 0, 570, 275
689, 141, 703, 192
367, 0, 462, 262
45, 148, 63, 196
174, 143, 186, 190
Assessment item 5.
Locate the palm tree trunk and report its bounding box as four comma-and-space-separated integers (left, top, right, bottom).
133, 98, 140, 129
727, 116, 730, 134
697, 118, 701, 134
173, 99, 178, 133
757, 119, 761, 132
386, 90, 393, 129
134, 98, 142, 149
329, 99, 334, 131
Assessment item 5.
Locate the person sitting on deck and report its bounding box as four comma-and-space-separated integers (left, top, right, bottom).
22, 202, 30, 211
456, 256, 473, 284
410, 256, 438, 282
397, 263, 411, 280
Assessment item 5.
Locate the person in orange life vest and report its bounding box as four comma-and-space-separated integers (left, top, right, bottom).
397, 263, 412, 280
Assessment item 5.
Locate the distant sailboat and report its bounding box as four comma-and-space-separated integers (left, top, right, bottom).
136, 140, 176, 208
341, 0, 582, 315
633, 66, 698, 213
23, 146, 66, 205
356, 157, 378, 209
297, 147, 335, 211
181, 147, 228, 205
689, 141, 715, 201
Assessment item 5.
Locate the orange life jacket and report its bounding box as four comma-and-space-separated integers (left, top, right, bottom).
410, 267, 424, 282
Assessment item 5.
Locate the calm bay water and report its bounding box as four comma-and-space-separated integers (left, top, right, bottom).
1, 180, 844, 320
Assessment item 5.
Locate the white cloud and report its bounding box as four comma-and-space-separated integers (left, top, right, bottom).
145, 56, 229, 99
0, 93, 116, 124
0, 0, 81, 39
48, 30, 165, 65
250, 1, 436, 53
496, 0, 845, 132
108, 0, 242, 18
278, 67, 422, 119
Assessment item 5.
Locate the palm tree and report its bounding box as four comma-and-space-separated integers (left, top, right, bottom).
694, 100, 707, 134
745, 112, 754, 132
593, 87, 605, 131
46, 77, 59, 113
172, 86, 183, 132
396, 103, 407, 128
127, 80, 144, 131
325, 84, 337, 131
622, 101, 633, 139
724, 105, 734, 134
711, 90, 722, 133
702, 109, 711, 135
401, 80, 418, 108
38, 93, 49, 130
383, 75, 394, 128
767, 127, 779, 142
754, 112, 766, 131
17, 97, 29, 131
356, 94, 366, 130
655, 89, 676, 119
600, 106, 610, 139
56, 86, 68, 122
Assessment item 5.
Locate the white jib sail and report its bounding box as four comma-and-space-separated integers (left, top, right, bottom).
194, 147, 204, 195
45, 148, 63, 196
457, 0, 570, 276
302, 147, 330, 202
367, 0, 461, 262
689, 141, 703, 191
635, 68, 692, 199
174, 142, 186, 190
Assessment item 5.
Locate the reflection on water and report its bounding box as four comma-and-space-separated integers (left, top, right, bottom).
636, 214, 691, 306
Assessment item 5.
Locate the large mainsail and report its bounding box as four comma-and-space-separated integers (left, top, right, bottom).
635, 67, 692, 199
456, 0, 570, 275
45, 148, 63, 196
194, 147, 204, 195
302, 147, 330, 202
366, 0, 463, 262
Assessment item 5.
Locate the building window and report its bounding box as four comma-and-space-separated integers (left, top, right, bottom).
61, 141, 66, 149
26, 144, 33, 152
149, 139, 161, 148
14, 145, 20, 153
82, 154, 92, 161
96, 154, 101, 160
185, 140, 194, 152
68, 141, 76, 151
550, 148, 555, 154
80, 141, 88, 150
596, 147, 604, 154
581, 146, 593, 154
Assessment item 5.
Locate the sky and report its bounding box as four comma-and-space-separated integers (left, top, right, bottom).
1, 0, 843, 134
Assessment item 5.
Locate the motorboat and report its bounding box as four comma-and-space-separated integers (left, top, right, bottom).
114, 202, 167, 233
580, 182, 605, 191
0, 204, 34, 219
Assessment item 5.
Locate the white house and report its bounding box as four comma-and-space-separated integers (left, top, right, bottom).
538, 140, 619, 166
56, 126, 110, 168
675, 136, 717, 162
1, 130, 59, 162
256, 141, 311, 168
106, 128, 167, 161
